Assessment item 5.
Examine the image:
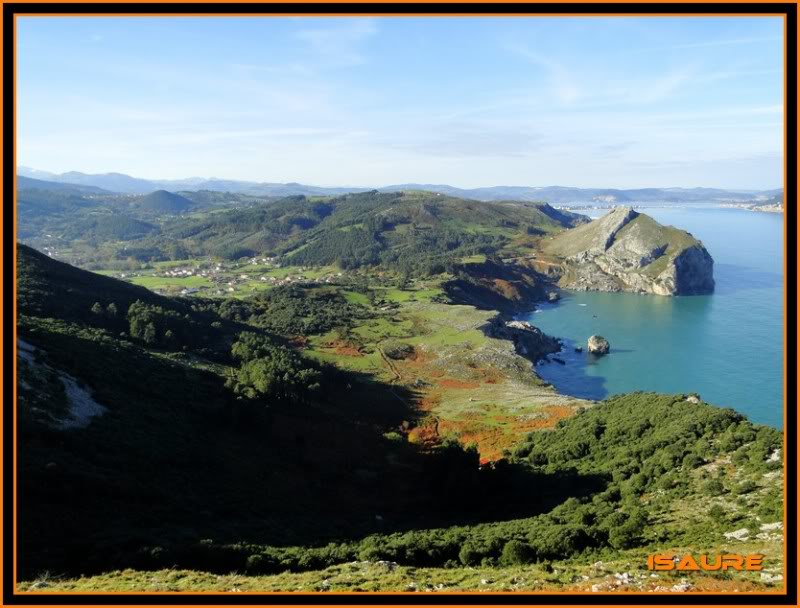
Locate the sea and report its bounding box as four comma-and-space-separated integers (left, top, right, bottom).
524, 205, 785, 429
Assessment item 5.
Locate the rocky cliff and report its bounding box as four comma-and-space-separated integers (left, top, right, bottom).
541, 207, 714, 296
487, 319, 562, 363
443, 259, 551, 313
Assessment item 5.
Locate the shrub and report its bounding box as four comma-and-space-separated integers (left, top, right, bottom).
500, 540, 534, 566
682, 453, 704, 469
734, 480, 757, 495
458, 543, 483, 566
703, 479, 726, 496
708, 504, 726, 523
383, 340, 414, 360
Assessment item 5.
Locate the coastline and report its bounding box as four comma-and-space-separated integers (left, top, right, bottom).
718, 203, 784, 213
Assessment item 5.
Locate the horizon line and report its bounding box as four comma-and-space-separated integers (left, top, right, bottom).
16, 166, 782, 193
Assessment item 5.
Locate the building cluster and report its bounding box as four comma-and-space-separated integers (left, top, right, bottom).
115, 257, 348, 298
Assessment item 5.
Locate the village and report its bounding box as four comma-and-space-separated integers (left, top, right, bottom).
109, 256, 347, 297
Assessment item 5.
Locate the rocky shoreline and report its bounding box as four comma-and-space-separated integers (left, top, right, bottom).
486, 317, 562, 364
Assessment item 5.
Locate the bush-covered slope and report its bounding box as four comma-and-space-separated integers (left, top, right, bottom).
136, 189, 193, 214
15, 247, 782, 590
159, 190, 586, 271
17, 243, 177, 320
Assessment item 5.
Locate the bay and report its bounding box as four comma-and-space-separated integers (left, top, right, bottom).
525, 206, 784, 428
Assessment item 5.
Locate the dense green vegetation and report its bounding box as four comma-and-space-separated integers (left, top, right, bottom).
163, 190, 583, 273
15, 245, 556, 577
19, 188, 586, 275
207, 285, 371, 336
17, 245, 783, 589
63, 215, 159, 242
14, 174, 783, 593
226, 332, 324, 403
136, 189, 193, 214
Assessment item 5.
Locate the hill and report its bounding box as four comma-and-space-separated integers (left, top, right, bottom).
15, 245, 783, 591
135, 189, 193, 214
160, 190, 586, 271
541, 207, 715, 295
17, 188, 97, 221
17, 175, 113, 195
53, 171, 159, 194
17, 243, 178, 320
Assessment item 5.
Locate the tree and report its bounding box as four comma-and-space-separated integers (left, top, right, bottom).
90, 302, 104, 316
143, 323, 157, 345
608, 521, 640, 549
106, 302, 118, 317
227, 334, 323, 405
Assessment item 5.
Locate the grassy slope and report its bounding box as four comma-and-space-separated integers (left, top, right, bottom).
20, 394, 784, 593
130, 191, 584, 264
304, 284, 588, 460
542, 211, 705, 278
15, 246, 783, 593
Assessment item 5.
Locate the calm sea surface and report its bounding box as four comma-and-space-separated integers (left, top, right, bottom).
524, 206, 784, 428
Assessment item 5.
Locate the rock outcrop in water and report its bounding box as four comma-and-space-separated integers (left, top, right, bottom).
587, 335, 610, 355
542, 207, 714, 296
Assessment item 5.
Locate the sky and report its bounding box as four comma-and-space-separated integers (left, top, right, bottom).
17, 16, 784, 189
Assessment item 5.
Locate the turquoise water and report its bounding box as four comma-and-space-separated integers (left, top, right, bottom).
525, 207, 784, 428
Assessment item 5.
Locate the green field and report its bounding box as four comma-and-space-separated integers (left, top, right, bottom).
129, 275, 213, 289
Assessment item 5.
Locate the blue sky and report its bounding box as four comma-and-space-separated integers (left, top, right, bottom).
17, 16, 784, 189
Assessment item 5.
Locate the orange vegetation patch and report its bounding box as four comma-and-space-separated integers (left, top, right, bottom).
320, 339, 363, 357
439, 424, 515, 462
435, 404, 581, 462
418, 393, 442, 412
542, 405, 574, 421
438, 378, 481, 390
335, 345, 362, 356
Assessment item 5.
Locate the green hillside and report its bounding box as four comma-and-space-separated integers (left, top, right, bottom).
136, 189, 193, 214
17, 189, 98, 220
159, 190, 585, 271
16, 245, 783, 591
544, 210, 697, 259
18, 244, 176, 320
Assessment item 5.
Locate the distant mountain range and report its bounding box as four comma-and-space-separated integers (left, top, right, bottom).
16, 166, 782, 205
16, 175, 114, 195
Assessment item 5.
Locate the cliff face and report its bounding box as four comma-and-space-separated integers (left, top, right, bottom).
487, 319, 561, 363
443, 259, 550, 313
542, 207, 714, 296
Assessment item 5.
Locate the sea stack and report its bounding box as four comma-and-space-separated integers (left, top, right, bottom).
587, 335, 610, 355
